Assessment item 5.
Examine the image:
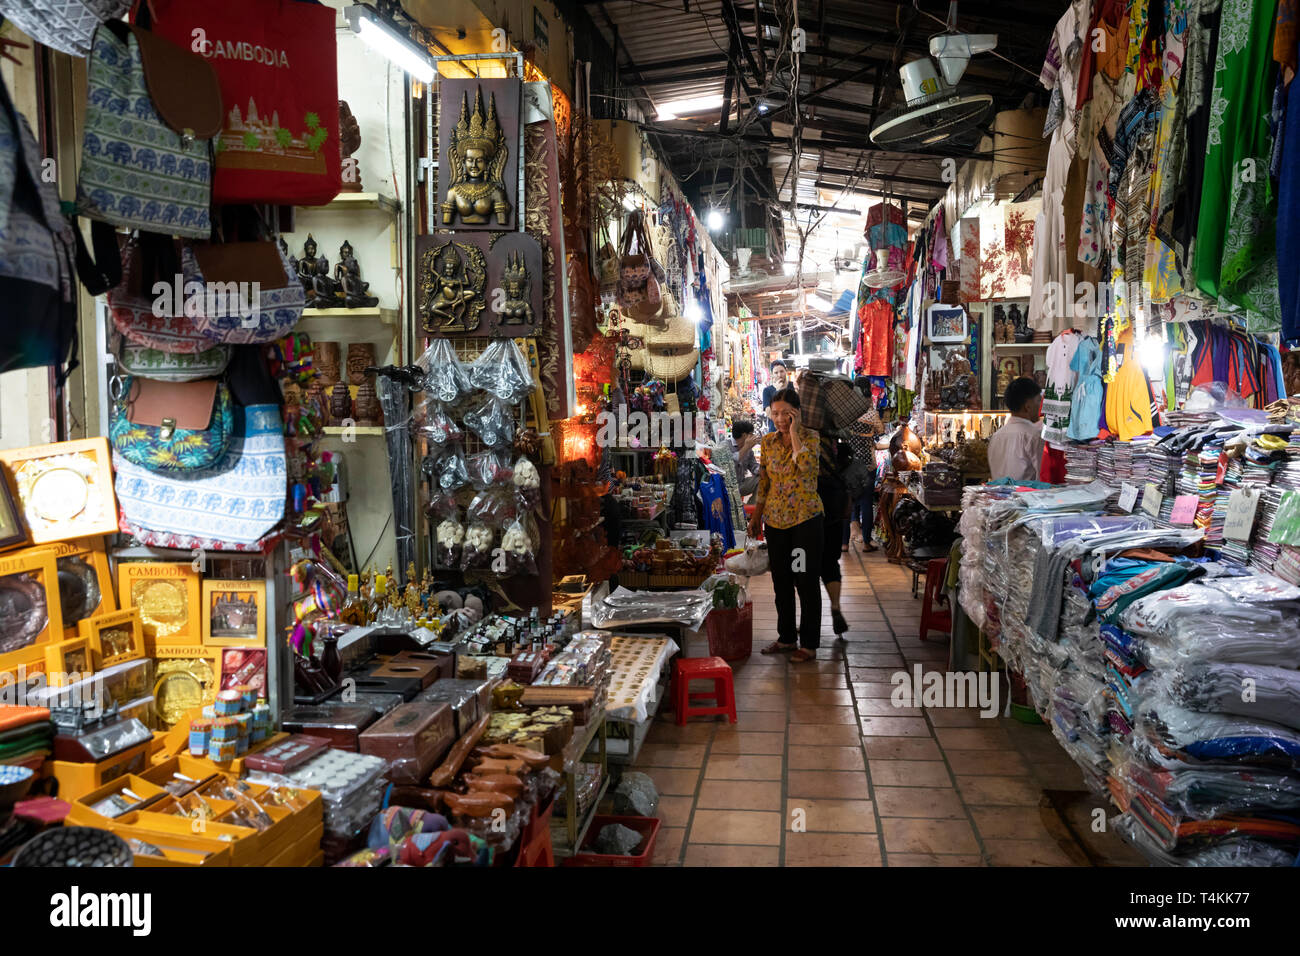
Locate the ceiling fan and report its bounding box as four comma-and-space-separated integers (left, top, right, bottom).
869, 2, 997, 152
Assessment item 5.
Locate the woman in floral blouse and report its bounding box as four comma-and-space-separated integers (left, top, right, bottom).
746, 387, 824, 662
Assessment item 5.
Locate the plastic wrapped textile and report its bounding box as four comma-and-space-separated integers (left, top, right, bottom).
1159, 661, 1300, 731
1017, 480, 1114, 511
585, 583, 713, 632
1034, 514, 1153, 548
1135, 698, 1300, 765
1112, 812, 1300, 866
1114, 753, 1300, 820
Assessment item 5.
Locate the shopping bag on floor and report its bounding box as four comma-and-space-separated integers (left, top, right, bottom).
725, 540, 769, 576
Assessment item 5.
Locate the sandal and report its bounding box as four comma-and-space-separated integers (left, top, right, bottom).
760, 641, 797, 655
832, 609, 849, 635
790, 648, 816, 663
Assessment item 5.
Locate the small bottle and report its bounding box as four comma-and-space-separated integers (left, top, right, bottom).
370, 574, 388, 623
339, 574, 366, 626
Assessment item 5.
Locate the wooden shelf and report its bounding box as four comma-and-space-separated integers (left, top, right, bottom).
301, 307, 399, 325
321, 426, 386, 437
993, 342, 1050, 349
298, 192, 400, 216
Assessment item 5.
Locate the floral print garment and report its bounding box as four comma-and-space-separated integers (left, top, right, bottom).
755, 425, 823, 530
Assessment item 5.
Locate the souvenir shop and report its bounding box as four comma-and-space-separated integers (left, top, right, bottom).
0, 0, 747, 870
846, 0, 1300, 866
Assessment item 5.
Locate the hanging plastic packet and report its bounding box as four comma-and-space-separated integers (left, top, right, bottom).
436, 443, 471, 491
512, 456, 542, 510
500, 515, 538, 576
463, 394, 516, 448
425, 490, 460, 522
469, 339, 534, 404
436, 511, 465, 569
467, 487, 517, 527
420, 338, 471, 402
468, 448, 514, 490
462, 521, 496, 570
416, 397, 463, 446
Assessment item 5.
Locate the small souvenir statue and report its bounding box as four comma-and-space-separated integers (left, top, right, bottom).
442, 87, 510, 227
339, 100, 363, 193
335, 240, 379, 309
297, 235, 336, 306
354, 380, 382, 426
498, 250, 534, 326
329, 381, 352, 425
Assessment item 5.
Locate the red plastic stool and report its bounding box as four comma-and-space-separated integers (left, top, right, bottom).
919, 558, 951, 641
515, 796, 555, 867
674, 656, 737, 725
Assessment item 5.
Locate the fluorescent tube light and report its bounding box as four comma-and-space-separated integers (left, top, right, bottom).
344, 5, 434, 83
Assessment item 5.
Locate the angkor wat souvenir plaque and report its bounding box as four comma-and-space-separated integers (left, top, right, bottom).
417, 234, 490, 334
437, 77, 521, 231
486, 232, 543, 336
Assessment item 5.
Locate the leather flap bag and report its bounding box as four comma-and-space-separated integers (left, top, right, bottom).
128, 24, 222, 138
126, 377, 217, 431
191, 240, 291, 289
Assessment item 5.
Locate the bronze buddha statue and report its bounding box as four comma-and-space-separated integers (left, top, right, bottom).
297, 235, 336, 306
442, 87, 510, 227
334, 240, 379, 309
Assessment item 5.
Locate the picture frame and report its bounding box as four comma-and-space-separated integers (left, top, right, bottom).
44, 637, 92, 687
51, 537, 116, 640
220, 647, 267, 699
80, 608, 146, 669
926, 304, 969, 343
0, 547, 64, 676
0, 438, 117, 544
0, 468, 27, 552
117, 563, 202, 651
202, 580, 266, 646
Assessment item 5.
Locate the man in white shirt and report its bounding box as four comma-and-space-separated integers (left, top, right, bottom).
988, 377, 1044, 482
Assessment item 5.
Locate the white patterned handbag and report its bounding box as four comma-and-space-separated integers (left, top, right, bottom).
0, 0, 131, 58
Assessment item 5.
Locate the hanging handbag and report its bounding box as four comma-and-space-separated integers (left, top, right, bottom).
108, 237, 212, 353
115, 335, 231, 381
190, 239, 306, 344
0, 0, 131, 58
76, 18, 221, 239
145, 0, 341, 206
109, 374, 233, 471
0, 72, 81, 382
113, 402, 287, 548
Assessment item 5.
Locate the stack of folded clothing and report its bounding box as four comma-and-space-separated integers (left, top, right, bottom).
0, 706, 54, 770
1064, 442, 1099, 484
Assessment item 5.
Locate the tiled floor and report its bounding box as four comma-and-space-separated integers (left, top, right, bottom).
633, 546, 1143, 867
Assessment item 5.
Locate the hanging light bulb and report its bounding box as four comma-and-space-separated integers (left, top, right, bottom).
707, 209, 725, 232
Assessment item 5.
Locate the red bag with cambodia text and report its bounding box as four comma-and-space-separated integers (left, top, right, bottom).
145, 0, 341, 206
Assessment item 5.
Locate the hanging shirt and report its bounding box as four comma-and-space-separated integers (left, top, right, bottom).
699, 472, 736, 550
988, 416, 1045, 482
1068, 336, 1105, 441
1043, 331, 1081, 449
1106, 331, 1155, 441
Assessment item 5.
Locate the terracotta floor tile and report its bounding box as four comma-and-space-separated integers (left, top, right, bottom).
984, 839, 1082, 867
696, 779, 784, 811
655, 795, 697, 828
786, 770, 872, 800
969, 806, 1057, 842
735, 693, 788, 712
635, 743, 707, 768
643, 722, 717, 745
846, 654, 906, 668
784, 797, 877, 833
637, 767, 702, 796
787, 745, 866, 771
852, 682, 899, 699
788, 723, 863, 746
1031, 762, 1087, 790
873, 786, 966, 819
886, 853, 985, 867
788, 689, 854, 707
856, 698, 922, 717
732, 680, 786, 695
688, 809, 782, 845
944, 750, 1031, 776
880, 818, 980, 855
728, 711, 788, 733
704, 754, 784, 780
955, 775, 1043, 806
789, 705, 861, 725
710, 731, 786, 754
924, 708, 990, 727
652, 826, 686, 866
792, 672, 851, 689
849, 667, 905, 683
859, 716, 932, 737
862, 737, 943, 761
934, 728, 1013, 751
784, 831, 883, 866
683, 843, 780, 866
868, 760, 954, 788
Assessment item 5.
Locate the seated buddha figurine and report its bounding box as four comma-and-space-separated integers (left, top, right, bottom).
297, 235, 336, 306
442, 87, 510, 227
334, 240, 379, 309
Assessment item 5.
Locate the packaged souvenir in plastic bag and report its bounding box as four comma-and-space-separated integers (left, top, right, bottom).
425, 490, 460, 523
435, 443, 471, 491
469, 339, 534, 404
416, 398, 462, 446
462, 522, 495, 570
467, 488, 517, 527
499, 516, 538, 576
468, 448, 514, 490
420, 338, 470, 402
436, 515, 465, 569
463, 394, 516, 447
512, 456, 541, 509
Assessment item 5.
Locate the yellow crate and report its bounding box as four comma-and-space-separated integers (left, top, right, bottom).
50, 740, 153, 802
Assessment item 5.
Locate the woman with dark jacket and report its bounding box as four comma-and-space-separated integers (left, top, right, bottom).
818, 432, 852, 637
